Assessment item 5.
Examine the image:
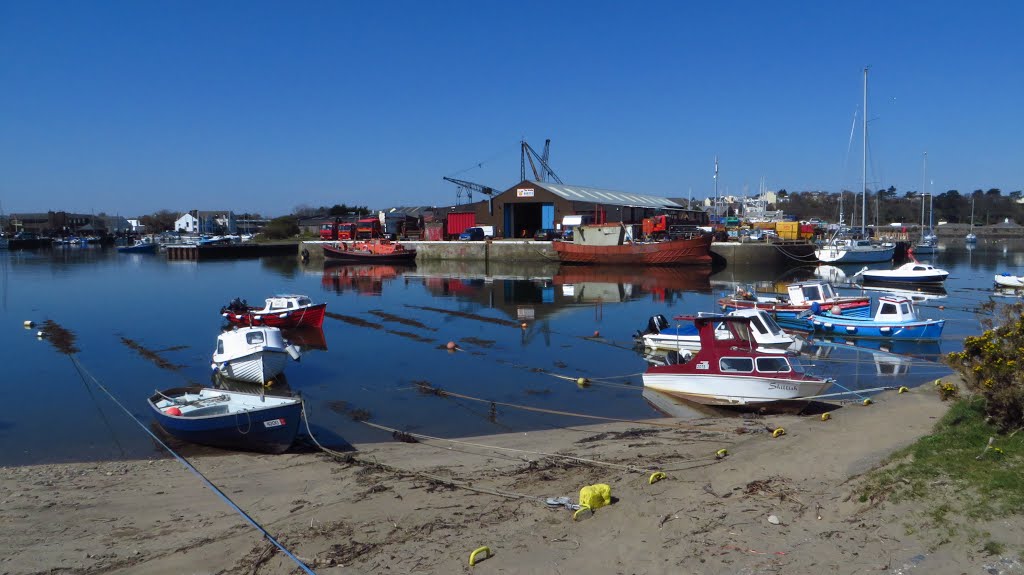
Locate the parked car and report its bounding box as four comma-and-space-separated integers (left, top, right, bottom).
534, 229, 560, 241
459, 227, 485, 241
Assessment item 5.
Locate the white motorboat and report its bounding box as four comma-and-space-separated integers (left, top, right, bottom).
635, 308, 796, 353
994, 273, 1024, 289
211, 326, 301, 384
855, 262, 949, 285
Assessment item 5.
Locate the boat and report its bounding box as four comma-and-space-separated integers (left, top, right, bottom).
323, 238, 417, 264
221, 294, 327, 328
966, 198, 978, 243
855, 262, 949, 285
148, 387, 302, 453
814, 69, 895, 265
642, 315, 833, 406
718, 280, 871, 329
994, 273, 1024, 289
552, 223, 713, 265
805, 295, 945, 341
911, 153, 938, 255
117, 238, 157, 254
634, 308, 796, 353
211, 326, 301, 384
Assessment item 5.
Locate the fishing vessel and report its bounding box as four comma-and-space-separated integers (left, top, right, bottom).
323, 238, 417, 264
552, 223, 713, 265
642, 315, 833, 406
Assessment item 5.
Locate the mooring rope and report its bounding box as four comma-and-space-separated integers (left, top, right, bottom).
69, 357, 317, 575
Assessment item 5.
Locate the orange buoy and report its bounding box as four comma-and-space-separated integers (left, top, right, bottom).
446, 341, 456, 350
165, 407, 182, 416
592, 330, 600, 338
521, 322, 528, 329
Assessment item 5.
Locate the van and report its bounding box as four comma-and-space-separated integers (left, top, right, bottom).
459, 227, 485, 241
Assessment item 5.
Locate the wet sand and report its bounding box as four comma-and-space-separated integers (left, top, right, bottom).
3, 376, 1018, 574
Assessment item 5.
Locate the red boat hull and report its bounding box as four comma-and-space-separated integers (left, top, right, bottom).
553, 234, 713, 265
223, 303, 327, 329
323, 242, 417, 264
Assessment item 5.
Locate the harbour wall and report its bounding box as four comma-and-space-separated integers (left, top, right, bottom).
300, 240, 558, 264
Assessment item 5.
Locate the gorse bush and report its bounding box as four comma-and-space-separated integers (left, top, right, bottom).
945, 300, 1024, 432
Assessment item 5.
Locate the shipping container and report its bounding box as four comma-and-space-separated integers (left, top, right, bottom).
776, 221, 799, 240
445, 213, 476, 239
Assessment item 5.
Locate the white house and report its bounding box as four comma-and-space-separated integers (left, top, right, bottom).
175, 213, 199, 233
175, 211, 237, 234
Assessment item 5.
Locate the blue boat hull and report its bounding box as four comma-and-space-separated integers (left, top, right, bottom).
721, 304, 871, 331
149, 388, 301, 453
117, 243, 157, 254
861, 274, 946, 285
806, 314, 944, 341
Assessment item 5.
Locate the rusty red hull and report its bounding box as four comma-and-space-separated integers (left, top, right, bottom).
553, 234, 713, 265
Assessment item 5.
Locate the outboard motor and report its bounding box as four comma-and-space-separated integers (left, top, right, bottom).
634, 314, 670, 340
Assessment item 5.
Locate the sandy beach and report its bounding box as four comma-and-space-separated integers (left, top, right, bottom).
3, 376, 1022, 575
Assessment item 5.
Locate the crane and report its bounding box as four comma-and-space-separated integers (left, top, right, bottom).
520, 139, 562, 184
442, 177, 501, 204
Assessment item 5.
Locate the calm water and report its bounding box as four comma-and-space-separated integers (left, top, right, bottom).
1, 241, 1019, 466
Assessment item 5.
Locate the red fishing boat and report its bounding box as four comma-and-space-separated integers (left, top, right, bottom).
552, 224, 712, 265
642, 315, 833, 406
323, 239, 417, 264
221, 294, 327, 328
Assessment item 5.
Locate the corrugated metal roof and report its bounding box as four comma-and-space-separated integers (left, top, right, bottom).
528, 181, 683, 210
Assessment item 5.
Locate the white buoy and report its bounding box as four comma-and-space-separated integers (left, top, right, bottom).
36, 331, 44, 338
23, 320, 34, 328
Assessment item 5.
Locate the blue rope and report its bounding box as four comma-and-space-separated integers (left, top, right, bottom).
69, 356, 317, 575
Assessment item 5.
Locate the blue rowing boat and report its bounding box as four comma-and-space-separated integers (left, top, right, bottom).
149, 387, 302, 453
804, 295, 944, 341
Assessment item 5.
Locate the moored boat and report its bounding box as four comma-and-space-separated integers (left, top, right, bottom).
994, 273, 1024, 289
718, 280, 871, 329
805, 295, 944, 341
149, 387, 302, 453
211, 326, 301, 384
552, 223, 712, 265
323, 239, 417, 264
117, 238, 158, 254
221, 294, 327, 328
855, 262, 949, 285
634, 308, 796, 353
642, 315, 833, 406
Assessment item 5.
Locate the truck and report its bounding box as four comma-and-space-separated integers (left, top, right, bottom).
641, 214, 706, 240
355, 217, 383, 239
320, 219, 357, 241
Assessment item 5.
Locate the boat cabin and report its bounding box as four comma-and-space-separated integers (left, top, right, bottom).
216, 326, 288, 356
786, 281, 840, 306
261, 295, 314, 313
872, 296, 920, 323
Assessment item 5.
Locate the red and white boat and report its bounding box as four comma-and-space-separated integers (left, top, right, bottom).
221, 294, 327, 329
323, 239, 417, 264
718, 280, 871, 329
553, 224, 712, 265
642, 315, 833, 406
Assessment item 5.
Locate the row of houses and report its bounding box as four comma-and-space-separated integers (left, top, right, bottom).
1, 210, 261, 237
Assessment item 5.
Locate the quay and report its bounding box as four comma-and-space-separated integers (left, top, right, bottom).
165, 242, 296, 261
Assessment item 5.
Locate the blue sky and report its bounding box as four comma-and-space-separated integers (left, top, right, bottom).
1, 1, 1021, 217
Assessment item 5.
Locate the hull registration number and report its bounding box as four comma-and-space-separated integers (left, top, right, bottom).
263, 418, 286, 428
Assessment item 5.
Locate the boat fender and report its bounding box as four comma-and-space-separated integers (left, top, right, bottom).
165, 407, 182, 416
300, 248, 310, 261
831, 305, 842, 315
287, 345, 302, 361
468, 546, 492, 566
771, 428, 785, 438
648, 471, 667, 484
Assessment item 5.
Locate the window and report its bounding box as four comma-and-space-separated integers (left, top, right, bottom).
802, 286, 820, 301
217, 340, 224, 354
246, 332, 265, 345
756, 357, 791, 373
880, 303, 897, 315
749, 316, 768, 334
900, 303, 911, 315
720, 357, 754, 372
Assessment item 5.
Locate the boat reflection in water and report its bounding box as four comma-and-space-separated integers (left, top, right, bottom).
802, 336, 943, 374
552, 265, 712, 303
282, 326, 328, 352
211, 371, 295, 397
321, 263, 413, 296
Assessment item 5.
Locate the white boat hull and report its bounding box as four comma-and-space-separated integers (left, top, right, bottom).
214, 350, 288, 383
994, 275, 1024, 289
642, 373, 832, 406
815, 245, 895, 264
642, 332, 793, 354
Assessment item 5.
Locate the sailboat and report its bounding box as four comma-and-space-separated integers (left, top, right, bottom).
965, 198, 977, 243
815, 68, 895, 264
911, 153, 937, 255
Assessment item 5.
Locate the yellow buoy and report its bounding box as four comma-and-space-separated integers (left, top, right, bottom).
772, 428, 785, 438
898, 386, 909, 394
468, 546, 492, 566
821, 412, 831, 421
715, 448, 729, 459
576, 377, 590, 387
862, 398, 873, 406
648, 471, 667, 484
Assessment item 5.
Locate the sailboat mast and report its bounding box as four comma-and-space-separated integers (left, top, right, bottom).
862, 67, 868, 235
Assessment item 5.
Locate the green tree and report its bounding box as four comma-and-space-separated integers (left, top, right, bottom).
261, 215, 299, 239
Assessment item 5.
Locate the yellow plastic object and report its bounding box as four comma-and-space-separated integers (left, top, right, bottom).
898, 386, 909, 394
772, 428, 785, 438
572, 505, 592, 521
862, 398, 873, 406
821, 412, 831, 421
469, 546, 491, 566
648, 472, 667, 484
715, 448, 729, 459
578, 483, 611, 511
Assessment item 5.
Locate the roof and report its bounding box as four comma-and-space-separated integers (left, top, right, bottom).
527, 181, 683, 210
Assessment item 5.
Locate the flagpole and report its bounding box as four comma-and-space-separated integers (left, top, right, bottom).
714, 156, 719, 225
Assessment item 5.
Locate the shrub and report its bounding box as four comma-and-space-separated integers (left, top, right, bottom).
261, 216, 299, 240
945, 300, 1024, 432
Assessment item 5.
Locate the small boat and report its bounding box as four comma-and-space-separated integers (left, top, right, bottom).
634, 308, 795, 353
211, 326, 301, 384
323, 238, 417, 264
805, 295, 944, 341
552, 223, 713, 265
994, 273, 1024, 289
221, 294, 327, 328
642, 315, 833, 406
855, 262, 949, 285
814, 237, 896, 264
966, 198, 978, 243
149, 387, 302, 453
117, 238, 158, 254
719, 280, 871, 329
